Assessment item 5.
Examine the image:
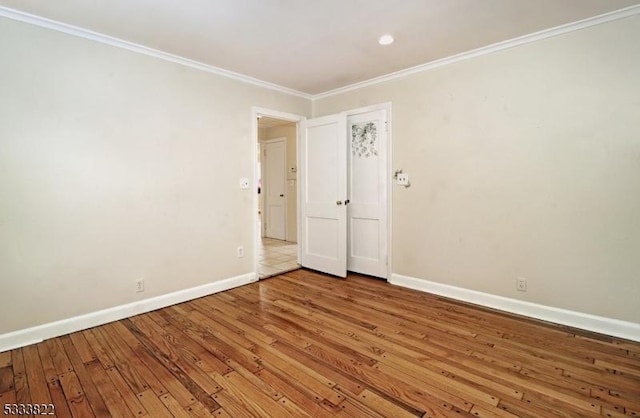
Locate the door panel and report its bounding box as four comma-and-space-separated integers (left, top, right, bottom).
264, 139, 286, 240
300, 115, 347, 277
351, 218, 380, 259
347, 109, 388, 278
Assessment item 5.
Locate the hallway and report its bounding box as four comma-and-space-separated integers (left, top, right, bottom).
258, 237, 299, 279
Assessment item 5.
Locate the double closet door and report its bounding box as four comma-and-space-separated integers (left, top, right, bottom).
299, 107, 388, 279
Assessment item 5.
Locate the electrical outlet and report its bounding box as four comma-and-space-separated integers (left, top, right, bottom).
237, 245, 244, 258
516, 277, 527, 292
397, 172, 410, 186
135, 279, 145, 293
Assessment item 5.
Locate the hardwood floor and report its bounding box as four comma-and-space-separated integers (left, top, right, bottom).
1, 269, 639, 417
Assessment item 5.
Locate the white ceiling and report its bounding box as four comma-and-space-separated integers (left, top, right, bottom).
1, 0, 639, 95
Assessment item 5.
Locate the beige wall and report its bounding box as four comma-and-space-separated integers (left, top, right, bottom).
314, 16, 640, 323
0, 17, 310, 334
261, 123, 298, 242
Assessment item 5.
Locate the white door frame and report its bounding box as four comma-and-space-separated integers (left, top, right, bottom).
251, 103, 391, 281
251, 107, 305, 279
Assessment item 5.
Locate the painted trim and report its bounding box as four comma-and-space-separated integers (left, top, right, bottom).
390, 273, 640, 342
251, 107, 305, 279
0, 272, 257, 352
2, 5, 638, 101
314, 4, 640, 100
0, 6, 312, 100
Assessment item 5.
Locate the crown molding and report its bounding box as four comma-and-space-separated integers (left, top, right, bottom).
313, 4, 640, 100
1, 4, 638, 102
0, 6, 313, 100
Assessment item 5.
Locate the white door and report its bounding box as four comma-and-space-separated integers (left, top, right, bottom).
347, 110, 388, 278
264, 138, 286, 240
299, 115, 347, 277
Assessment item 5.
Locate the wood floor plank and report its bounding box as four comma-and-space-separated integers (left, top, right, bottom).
131, 345, 197, 408
122, 318, 222, 413
104, 366, 147, 417
46, 338, 74, 376
216, 371, 295, 418
135, 390, 173, 418
93, 327, 151, 395
153, 310, 234, 377
336, 394, 389, 418
250, 342, 341, 404
186, 316, 264, 373
352, 388, 420, 418
0, 365, 13, 393
59, 336, 111, 418
212, 371, 299, 418
85, 361, 134, 418
277, 396, 315, 418
223, 358, 280, 400
11, 349, 31, 413
35, 342, 58, 384
59, 371, 96, 418
184, 400, 219, 418
211, 388, 264, 417
267, 337, 367, 396
217, 292, 381, 370
0, 351, 12, 368
159, 393, 195, 418
108, 320, 200, 408
82, 329, 116, 369
22, 345, 52, 405
254, 368, 337, 418
105, 323, 168, 397
3, 270, 640, 417
0, 389, 16, 406
69, 331, 98, 365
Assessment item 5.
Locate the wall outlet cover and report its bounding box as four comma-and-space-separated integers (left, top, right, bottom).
397, 173, 410, 186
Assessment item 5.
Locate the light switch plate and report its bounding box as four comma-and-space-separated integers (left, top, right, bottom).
239, 177, 249, 189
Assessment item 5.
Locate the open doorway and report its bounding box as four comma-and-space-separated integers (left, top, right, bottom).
255, 110, 302, 279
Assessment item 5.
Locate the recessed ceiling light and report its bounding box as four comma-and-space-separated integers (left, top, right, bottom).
378, 34, 394, 46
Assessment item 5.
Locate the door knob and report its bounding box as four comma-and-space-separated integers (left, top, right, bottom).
336, 201, 343, 205
345, 199, 350, 205
279, 194, 284, 197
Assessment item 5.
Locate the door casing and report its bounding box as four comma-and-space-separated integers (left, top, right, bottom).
252, 108, 304, 280
251, 103, 392, 281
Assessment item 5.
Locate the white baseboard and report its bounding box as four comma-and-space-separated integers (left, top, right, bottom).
390, 274, 640, 342
0, 272, 257, 352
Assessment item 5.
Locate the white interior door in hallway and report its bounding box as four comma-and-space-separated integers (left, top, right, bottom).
300, 105, 389, 279
263, 138, 286, 240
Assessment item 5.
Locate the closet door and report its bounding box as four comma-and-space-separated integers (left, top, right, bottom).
299, 114, 348, 277
347, 109, 388, 278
